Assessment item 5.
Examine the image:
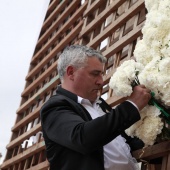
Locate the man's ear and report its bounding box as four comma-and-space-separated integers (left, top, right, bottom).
66, 65, 75, 80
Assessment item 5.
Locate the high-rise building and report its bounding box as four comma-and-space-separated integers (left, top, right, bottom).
1, 0, 169, 169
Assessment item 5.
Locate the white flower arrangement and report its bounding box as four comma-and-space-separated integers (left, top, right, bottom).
109, 0, 170, 146
109, 60, 144, 97
125, 105, 163, 146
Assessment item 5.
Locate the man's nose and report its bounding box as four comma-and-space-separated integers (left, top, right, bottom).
96, 75, 104, 86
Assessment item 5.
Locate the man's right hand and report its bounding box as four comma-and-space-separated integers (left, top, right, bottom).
128, 85, 151, 111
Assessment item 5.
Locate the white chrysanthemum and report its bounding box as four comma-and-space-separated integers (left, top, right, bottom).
161, 41, 170, 58
126, 105, 163, 146
138, 57, 170, 105
145, 0, 160, 12
109, 60, 143, 97
135, 116, 163, 146
159, 57, 170, 72
144, 10, 170, 29
158, 85, 170, 106
141, 10, 170, 58
120, 60, 144, 79
109, 72, 132, 97
125, 106, 148, 138
149, 41, 162, 58
125, 120, 142, 137
139, 58, 160, 87
158, 0, 170, 17
144, 105, 161, 117
133, 40, 152, 66
143, 11, 161, 29
142, 20, 170, 44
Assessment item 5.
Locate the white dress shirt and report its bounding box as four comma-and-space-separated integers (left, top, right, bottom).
78, 96, 140, 170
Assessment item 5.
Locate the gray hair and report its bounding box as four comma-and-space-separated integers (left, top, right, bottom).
57, 45, 107, 81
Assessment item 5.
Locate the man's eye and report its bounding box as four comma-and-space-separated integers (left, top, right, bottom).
91, 72, 99, 76
91, 71, 103, 76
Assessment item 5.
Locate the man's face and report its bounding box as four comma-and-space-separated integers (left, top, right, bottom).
73, 57, 104, 102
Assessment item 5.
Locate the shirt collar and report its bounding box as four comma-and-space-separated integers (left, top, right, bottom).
77, 96, 102, 106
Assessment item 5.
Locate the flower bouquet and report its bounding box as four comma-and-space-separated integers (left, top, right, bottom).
109, 0, 170, 146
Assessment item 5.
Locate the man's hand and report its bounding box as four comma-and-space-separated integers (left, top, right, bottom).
128, 85, 151, 111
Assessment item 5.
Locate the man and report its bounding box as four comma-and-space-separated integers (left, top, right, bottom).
40, 45, 151, 170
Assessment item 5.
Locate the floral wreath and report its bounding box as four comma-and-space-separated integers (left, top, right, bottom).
109, 0, 170, 146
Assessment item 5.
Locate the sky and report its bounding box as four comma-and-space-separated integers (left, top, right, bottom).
0, 0, 50, 164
